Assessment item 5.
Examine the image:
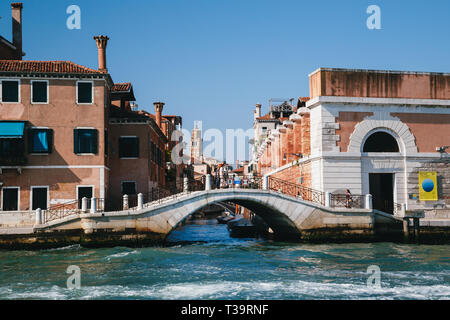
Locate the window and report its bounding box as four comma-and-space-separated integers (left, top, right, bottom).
1, 80, 20, 103
2, 187, 19, 211
74, 129, 98, 154
363, 131, 399, 153
119, 137, 139, 158
121, 181, 136, 195
151, 142, 156, 162
77, 186, 93, 209
77, 82, 93, 104
262, 127, 267, 132
29, 128, 53, 154
31, 187, 48, 210
31, 81, 48, 104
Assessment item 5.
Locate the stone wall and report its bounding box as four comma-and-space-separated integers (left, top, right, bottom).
407, 159, 450, 209
0, 211, 35, 228
270, 161, 312, 188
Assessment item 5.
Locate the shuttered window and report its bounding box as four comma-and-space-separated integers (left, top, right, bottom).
1, 80, 19, 103
119, 137, 139, 158
77, 82, 93, 104
74, 129, 98, 154
31, 81, 48, 103
29, 128, 53, 153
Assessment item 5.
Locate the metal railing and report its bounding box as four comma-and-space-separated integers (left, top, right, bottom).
42, 198, 105, 224
125, 179, 199, 210
267, 176, 325, 206
393, 202, 402, 215
42, 200, 80, 224
188, 178, 204, 192
330, 194, 364, 209
211, 175, 263, 190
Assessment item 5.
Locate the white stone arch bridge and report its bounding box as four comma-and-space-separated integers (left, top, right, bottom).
34, 185, 401, 244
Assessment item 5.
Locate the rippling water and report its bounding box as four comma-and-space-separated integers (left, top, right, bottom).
0, 218, 449, 300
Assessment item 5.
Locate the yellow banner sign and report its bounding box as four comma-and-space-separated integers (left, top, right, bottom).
419, 171, 438, 201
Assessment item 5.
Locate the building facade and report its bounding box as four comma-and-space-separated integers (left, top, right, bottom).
254, 68, 450, 215
0, 3, 183, 212
0, 59, 111, 211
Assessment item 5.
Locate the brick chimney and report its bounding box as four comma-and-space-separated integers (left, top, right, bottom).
93, 35, 109, 72
154, 102, 165, 128
11, 3, 23, 60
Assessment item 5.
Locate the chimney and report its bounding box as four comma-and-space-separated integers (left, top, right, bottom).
154, 102, 165, 128
93, 35, 109, 72
255, 103, 261, 119
11, 3, 23, 60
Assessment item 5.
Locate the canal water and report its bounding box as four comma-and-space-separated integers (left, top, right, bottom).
0, 217, 449, 300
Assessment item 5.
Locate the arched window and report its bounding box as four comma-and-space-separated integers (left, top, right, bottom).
363, 131, 399, 152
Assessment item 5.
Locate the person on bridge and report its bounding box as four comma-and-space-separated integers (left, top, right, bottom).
346, 189, 353, 208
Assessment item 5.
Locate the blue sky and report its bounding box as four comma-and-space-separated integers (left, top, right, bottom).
1, 0, 449, 139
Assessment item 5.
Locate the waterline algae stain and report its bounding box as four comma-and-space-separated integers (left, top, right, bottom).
0, 220, 448, 300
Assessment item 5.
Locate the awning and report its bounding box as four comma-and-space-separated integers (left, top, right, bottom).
0, 122, 25, 138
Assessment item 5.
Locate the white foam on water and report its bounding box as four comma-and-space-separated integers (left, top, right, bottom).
3, 278, 448, 300
44, 244, 81, 252
105, 250, 140, 261
5, 285, 68, 300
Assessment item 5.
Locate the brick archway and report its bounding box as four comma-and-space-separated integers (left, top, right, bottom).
348, 112, 418, 154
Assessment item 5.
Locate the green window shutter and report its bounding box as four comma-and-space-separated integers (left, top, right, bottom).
92, 129, 98, 154
74, 129, 79, 154
135, 137, 140, 158
47, 129, 54, 154
27, 129, 33, 154
104, 130, 108, 156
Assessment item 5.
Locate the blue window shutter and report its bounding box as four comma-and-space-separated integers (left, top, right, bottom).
29, 129, 50, 153
35, 130, 48, 152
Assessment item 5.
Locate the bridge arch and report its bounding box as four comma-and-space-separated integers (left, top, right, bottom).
152, 189, 318, 241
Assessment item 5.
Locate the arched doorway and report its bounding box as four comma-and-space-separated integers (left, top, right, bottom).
363, 131, 400, 214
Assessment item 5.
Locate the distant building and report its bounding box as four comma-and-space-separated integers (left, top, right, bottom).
249, 98, 308, 175
190, 122, 203, 164
108, 87, 168, 210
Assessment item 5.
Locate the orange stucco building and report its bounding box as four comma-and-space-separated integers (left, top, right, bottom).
0, 3, 182, 212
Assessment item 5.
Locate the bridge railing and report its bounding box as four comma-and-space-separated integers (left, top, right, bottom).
188, 178, 204, 192
369, 197, 401, 215
393, 202, 402, 215
330, 194, 364, 209
211, 175, 263, 190
42, 200, 80, 224
267, 176, 325, 206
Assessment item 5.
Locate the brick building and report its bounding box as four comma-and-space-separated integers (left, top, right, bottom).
254, 68, 450, 215
0, 3, 183, 212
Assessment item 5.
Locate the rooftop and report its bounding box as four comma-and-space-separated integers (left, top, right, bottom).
0, 60, 104, 74
112, 82, 132, 92
309, 67, 450, 100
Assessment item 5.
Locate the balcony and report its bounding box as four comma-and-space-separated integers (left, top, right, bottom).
0, 155, 28, 166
